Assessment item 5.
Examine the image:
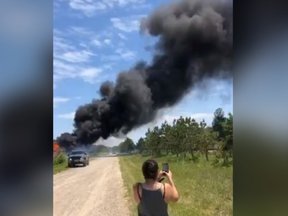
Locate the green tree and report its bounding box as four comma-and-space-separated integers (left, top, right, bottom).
145, 126, 163, 156
96, 145, 109, 153
185, 118, 200, 161
160, 120, 182, 156
111, 145, 119, 153
136, 137, 145, 153
222, 112, 233, 154
167, 119, 182, 157
159, 121, 170, 155
118, 137, 135, 153
197, 120, 218, 161
212, 108, 226, 140
176, 116, 190, 157
141, 108, 233, 166
213, 113, 233, 166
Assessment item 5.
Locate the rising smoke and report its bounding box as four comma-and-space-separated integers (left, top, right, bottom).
57, 0, 233, 148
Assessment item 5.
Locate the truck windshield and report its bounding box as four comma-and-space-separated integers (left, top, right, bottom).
70, 151, 85, 155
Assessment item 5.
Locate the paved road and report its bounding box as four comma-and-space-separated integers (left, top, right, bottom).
53, 157, 130, 216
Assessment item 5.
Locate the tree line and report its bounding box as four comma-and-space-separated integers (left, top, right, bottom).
117, 108, 233, 166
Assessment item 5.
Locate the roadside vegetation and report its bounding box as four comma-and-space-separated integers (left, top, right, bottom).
118, 107, 233, 216
53, 152, 68, 174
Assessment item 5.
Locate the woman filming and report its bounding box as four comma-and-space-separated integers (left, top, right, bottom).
133, 159, 179, 216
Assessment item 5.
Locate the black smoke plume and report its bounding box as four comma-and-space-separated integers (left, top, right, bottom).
57, 0, 233, 149
99, 81, 114, 98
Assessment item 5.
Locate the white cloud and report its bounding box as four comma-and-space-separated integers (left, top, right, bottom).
63, 0, 148, 17
104, 39, 111, 45
101, 0, 114, 8
69, 26, 95, 35
58, 112, 75, 119
54, 35, 94, 65
53, 36, 75, 53
56, 50, 94, 63
53, 59, 103, 84
100, 0, 146, 10
116, 0, 145, 7
101, 49, 136, 61
54, 59, 78, 78
156, 113, 214, 126
79, 67, 102, 83
54, 97, 70, 108
130, 3, 151, 10
92, 38, 112, 48
118, 33, 127, 40
79, 42, 89, 48
116, 49, 136, 60
92, 39, 102, 47
110, 17, 142, 32
69, 0, 107, 17
53, 32, 104, 85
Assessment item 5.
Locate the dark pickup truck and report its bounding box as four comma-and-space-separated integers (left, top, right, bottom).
67, 150, 89, 167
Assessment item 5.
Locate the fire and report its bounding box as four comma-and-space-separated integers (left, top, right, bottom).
53, 142, 60, 151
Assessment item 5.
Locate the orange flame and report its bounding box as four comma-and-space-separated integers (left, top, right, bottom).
53, 142, 60, 151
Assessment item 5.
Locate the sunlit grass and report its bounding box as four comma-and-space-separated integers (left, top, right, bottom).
119, 154, 232, 216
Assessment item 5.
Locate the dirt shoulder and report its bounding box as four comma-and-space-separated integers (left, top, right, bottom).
53, 157, 130, 216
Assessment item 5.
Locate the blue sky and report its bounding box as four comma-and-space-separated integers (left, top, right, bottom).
53, 0, 233, 147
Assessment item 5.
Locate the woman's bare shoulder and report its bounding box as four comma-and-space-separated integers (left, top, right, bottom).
163, 183, 172, 193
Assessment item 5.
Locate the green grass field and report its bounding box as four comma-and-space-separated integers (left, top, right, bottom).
119, 154, 233, 216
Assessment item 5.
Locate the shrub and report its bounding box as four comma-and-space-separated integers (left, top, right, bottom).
53, 153, 66, 165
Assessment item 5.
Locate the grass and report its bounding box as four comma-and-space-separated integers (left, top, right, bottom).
119, 154, 233, 216
53, 162, 68, 174
53, 152, 68, 175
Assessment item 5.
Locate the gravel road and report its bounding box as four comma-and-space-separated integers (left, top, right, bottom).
53, 157, 130, 216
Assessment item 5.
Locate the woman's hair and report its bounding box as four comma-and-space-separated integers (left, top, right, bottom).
142, 159, 159, 180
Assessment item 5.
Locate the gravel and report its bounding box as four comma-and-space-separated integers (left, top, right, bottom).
53, 157, 130, 216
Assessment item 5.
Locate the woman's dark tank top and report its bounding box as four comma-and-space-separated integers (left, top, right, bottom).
137, 183, 169, 216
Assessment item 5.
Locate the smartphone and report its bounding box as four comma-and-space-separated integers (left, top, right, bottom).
162, 163, 169, 172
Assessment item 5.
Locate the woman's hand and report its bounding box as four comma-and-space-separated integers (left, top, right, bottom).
165, 170, 173, 180
157, 171, 164, 180
158, 170, 171, 182
158, 171, 173, 184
